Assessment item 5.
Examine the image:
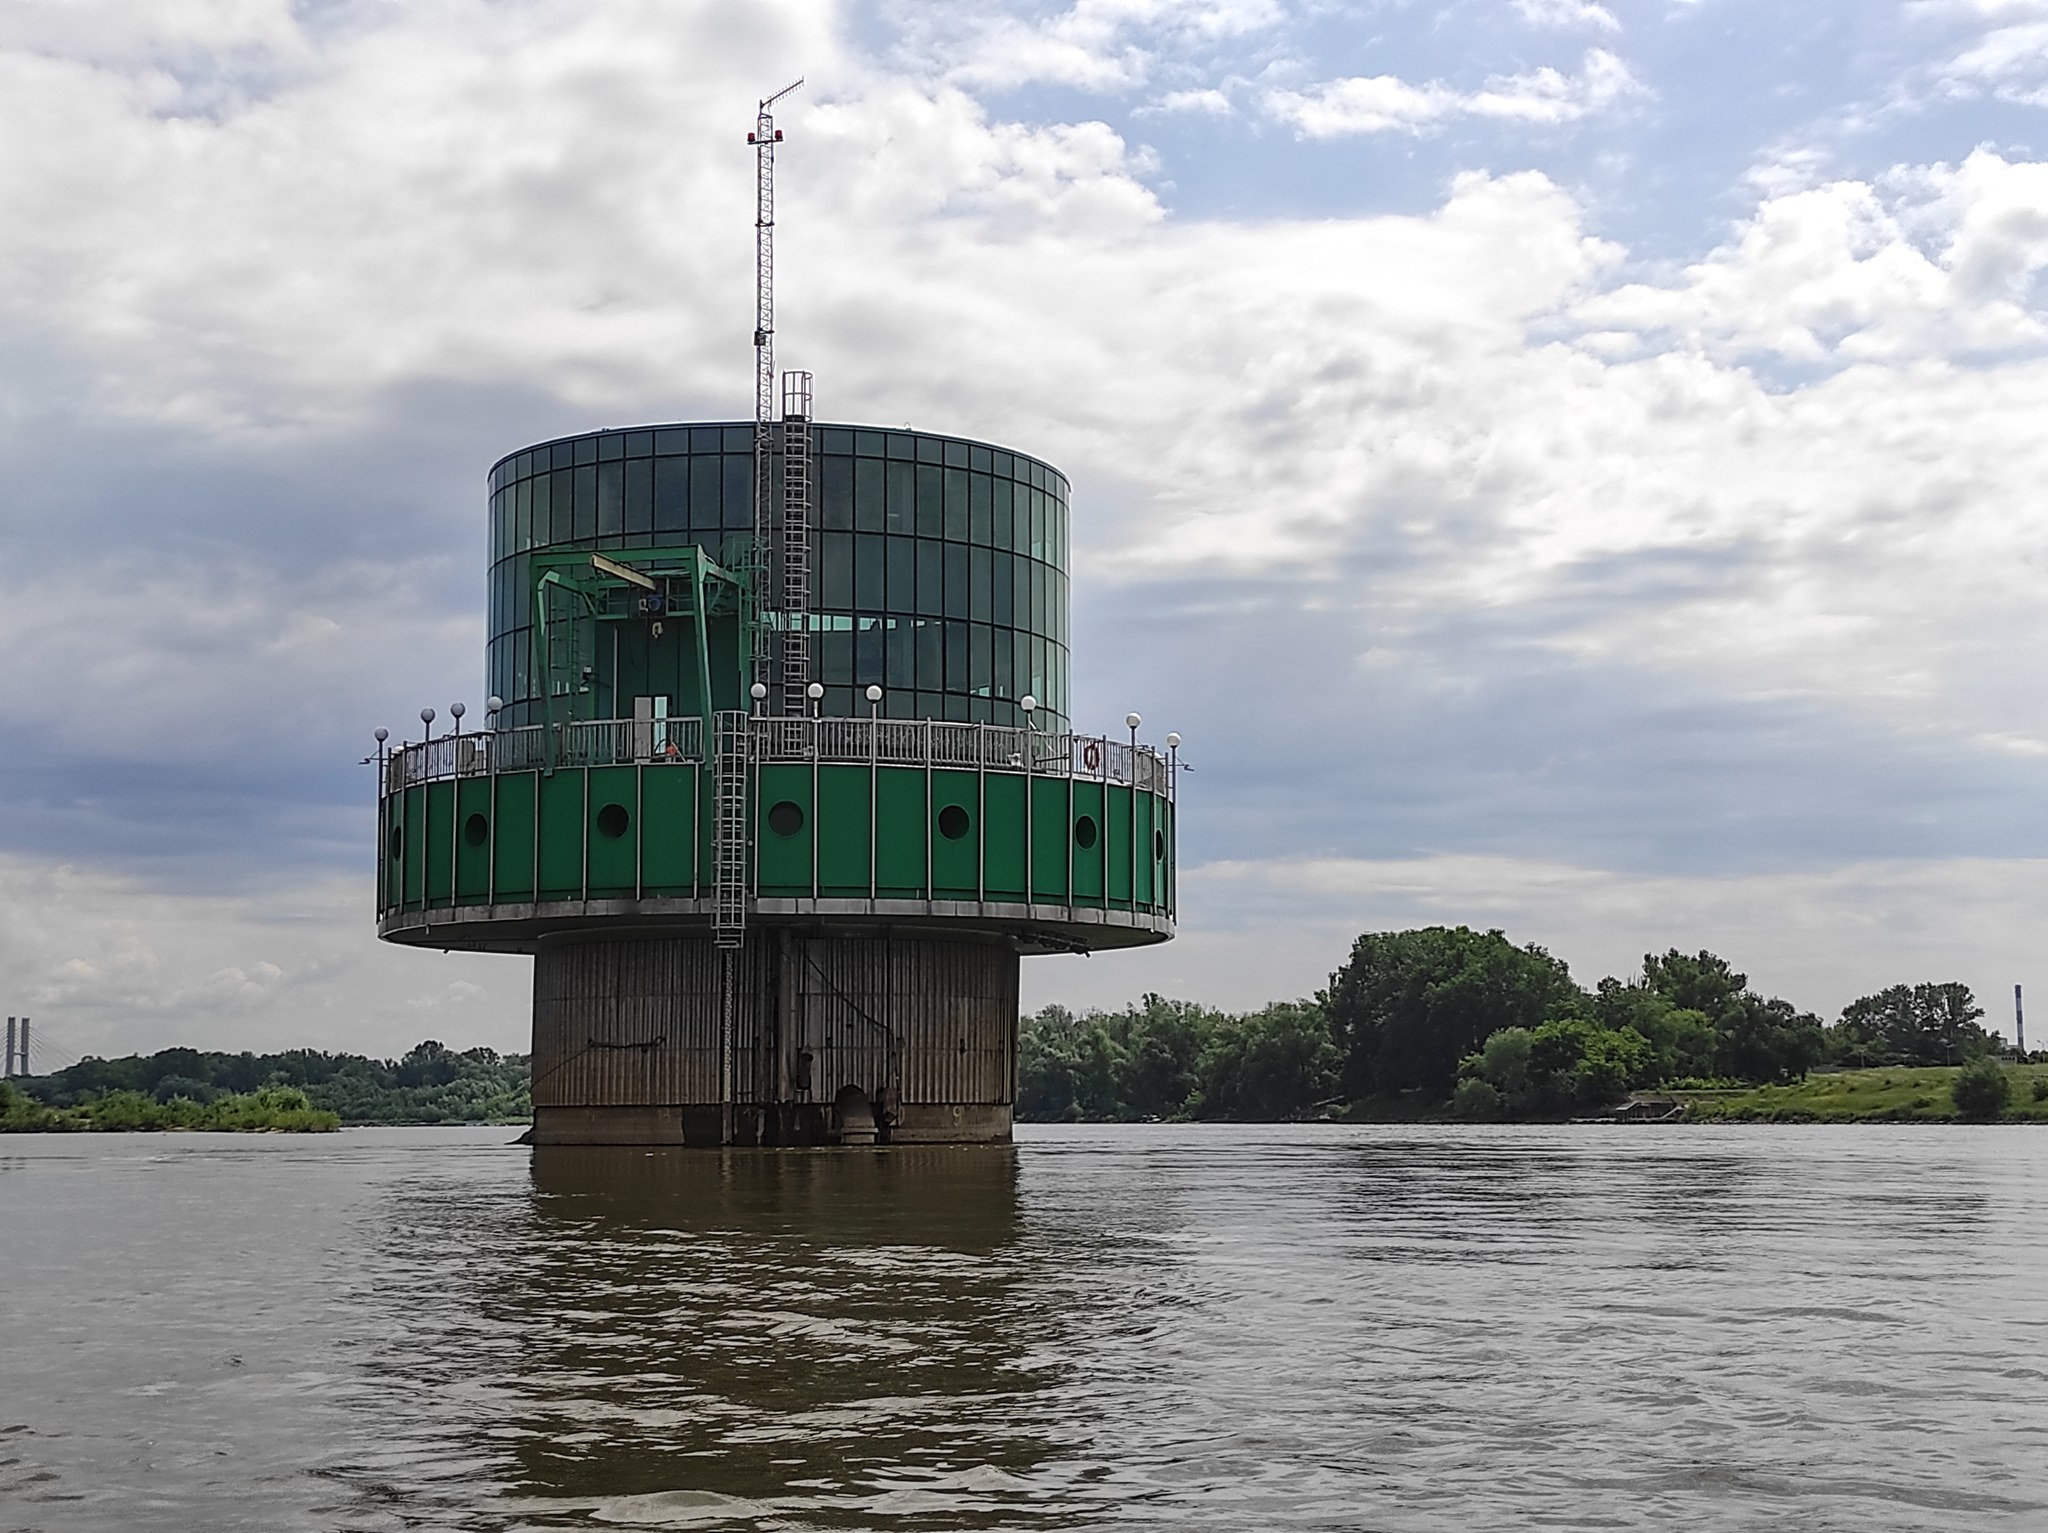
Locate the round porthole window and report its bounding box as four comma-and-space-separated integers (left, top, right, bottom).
596, 803, 630, 839
1074, 815, 1099, 849
768, 800, 805, 837
937, 804, 971, 840
464, 813, 489, 849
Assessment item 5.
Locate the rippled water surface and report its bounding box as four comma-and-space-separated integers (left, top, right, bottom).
6, 1124, 2048, 1530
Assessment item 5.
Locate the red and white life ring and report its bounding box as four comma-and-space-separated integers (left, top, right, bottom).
1082, 740, 1102, 772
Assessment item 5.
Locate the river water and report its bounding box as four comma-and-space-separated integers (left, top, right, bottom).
4, 1123, 2046, 1530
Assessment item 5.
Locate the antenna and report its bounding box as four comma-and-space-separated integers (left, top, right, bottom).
748, 78, 802, 707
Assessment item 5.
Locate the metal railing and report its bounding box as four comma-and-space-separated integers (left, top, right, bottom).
383, 714, 1170, 796
385, 716, 707, 791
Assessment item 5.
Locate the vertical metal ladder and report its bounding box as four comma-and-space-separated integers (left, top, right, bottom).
712, 710, 751, 948
780, 372, 814, 718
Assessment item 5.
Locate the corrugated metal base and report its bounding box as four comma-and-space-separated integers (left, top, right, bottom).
531, 932, 1019, 1145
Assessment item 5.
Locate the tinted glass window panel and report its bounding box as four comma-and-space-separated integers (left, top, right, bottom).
515, 479, 532, 551
915, 465, 943, 537
723, 427, 751, 452
656, 429, 687, 454
856, 534, 884, 609
916, 538, 943, 616
993, 480, 1014, 548
822, 532, 852, 608
544, 469, 568, 541
944, 439, 967, 467
887, 617, 915, 689
573, 436, 597, 466
1032, 563, 1047, 632
624, 430, 652, 457
971, 546, 992, 616
886, 535, 914, 611
970, 474, 991, 545
886, 461, 914, 532
528, 472, 550, 543
856, 617, 884, 686
993, 550, 1013, 625
820, 456, 854, 530
970, 623, 992, 695
821, 626, 852, 685
655, 458, 687, 533
944, 468, 969, 540
598, 434, 622, 462
855, 458, 885, 532
916, 436, 943, 464
624, 458, 653, 535
687, 456, 718, 530
944, 542, 967, 620
856, 430, 886, 457
994, 631, 1013, 698
1013, 557, 1030, 633
917, 619, 944, 688
969, 444, 992, 473
597, 462, 622, 536
946, 622, 970, 691
573, 465, 597, 541
887, 432, 915, 460
722, 454, 751, 529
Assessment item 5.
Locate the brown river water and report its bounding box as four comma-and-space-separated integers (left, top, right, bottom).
4, 1123, 2046, 1530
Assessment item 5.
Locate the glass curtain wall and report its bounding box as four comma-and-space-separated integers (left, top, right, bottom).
484, 424, 1072, 733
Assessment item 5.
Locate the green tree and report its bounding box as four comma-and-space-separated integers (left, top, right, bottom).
1832, 983, 1991, 1067
1952, 1055, 2010, 1120
1459, 1018, 1648, 1116
1589, 978, 1715, 1083
1641, 950, 1822, 1083
1323, 927, 1586, 1098
1193, 1002, 1339, 1120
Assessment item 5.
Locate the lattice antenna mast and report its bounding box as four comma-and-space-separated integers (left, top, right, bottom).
748, 78, 802, 703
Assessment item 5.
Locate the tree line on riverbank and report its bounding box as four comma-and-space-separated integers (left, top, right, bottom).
1020, 926, 2027, 1123
1, 1040, 529, 1131
7, 928, 2027, 1131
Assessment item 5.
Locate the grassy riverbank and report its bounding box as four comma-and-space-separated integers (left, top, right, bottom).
0, 1081, 339, 1132
1675, 1064, 2048, 1123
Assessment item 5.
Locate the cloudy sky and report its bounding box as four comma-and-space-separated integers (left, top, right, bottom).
5, 0, 2048, 1065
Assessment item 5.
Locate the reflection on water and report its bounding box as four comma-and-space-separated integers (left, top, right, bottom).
6, 1125, 2048, 1531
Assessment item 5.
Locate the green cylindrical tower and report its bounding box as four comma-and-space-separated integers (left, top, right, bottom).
373, 416, 1176, 1145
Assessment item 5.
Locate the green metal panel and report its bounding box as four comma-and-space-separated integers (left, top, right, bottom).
816, 765, 873, 897
1106, 784, 1131, 907
874, 767, 928, 896
586, 765, 639, 896
537, 770, 587, 900
380, 756, 1176, 926
1136, 790, 1159, 908
1070, 780, 1104, 905
756, 764, 814, 894
980, 773, 1026, 900
423, 781, 454, 906
1029, 776, 1071, 902
380, 796, 401, 910
455, 777, 493, 900
930, 768, 980, 898
639, 764, 698, 896
493, 773, 537, 900
403, 785, 426, 906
